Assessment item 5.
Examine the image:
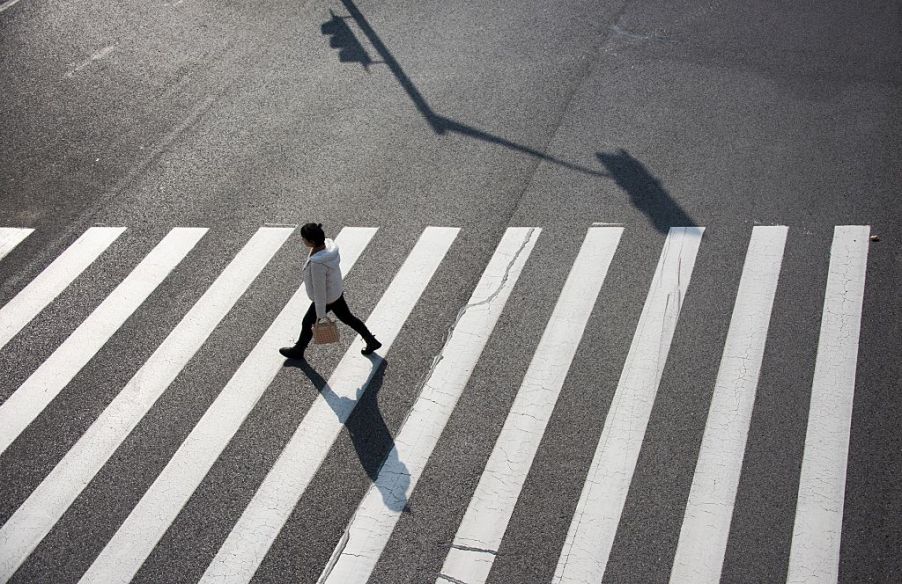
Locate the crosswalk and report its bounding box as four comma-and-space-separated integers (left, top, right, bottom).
669, 226, 787, 584
0, 223, 870, 583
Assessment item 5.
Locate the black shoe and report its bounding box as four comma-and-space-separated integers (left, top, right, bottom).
279, 345, 305, 360
361, 339, 382, 356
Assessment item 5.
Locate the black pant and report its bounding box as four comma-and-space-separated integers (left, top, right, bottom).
296, 294, 376, 349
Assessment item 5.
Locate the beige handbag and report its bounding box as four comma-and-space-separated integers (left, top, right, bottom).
312, 317, 340, 344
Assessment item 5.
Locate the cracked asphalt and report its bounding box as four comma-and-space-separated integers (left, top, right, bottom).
1, 0, 900, 582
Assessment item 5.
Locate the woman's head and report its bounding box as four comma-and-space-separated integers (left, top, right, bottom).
300, 222, 326, 247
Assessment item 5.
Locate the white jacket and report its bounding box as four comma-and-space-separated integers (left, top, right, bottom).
303, 239, 344, 318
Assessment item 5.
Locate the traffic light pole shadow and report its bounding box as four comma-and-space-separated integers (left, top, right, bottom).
323, 3, 697, 242
326, 0, 611, 179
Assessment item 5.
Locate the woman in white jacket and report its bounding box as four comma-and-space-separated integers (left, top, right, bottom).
279, 223, 381, 360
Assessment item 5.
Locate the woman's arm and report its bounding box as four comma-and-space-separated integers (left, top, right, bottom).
310, 261, 328, 319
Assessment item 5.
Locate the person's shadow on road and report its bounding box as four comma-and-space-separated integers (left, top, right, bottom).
289, 358, 411, 513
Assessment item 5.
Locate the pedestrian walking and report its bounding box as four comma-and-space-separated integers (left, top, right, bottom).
279, 223, 382, 361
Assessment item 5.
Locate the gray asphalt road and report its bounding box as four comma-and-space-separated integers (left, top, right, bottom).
1, 0, 900, 582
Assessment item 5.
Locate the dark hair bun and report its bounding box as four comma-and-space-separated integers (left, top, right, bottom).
300, 222, 326, 245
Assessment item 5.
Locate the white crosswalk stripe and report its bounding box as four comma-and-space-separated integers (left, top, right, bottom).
0, 223, 875, 584
553, 226, 705, 584
670, 225, 788, 584
787, 225, 870, 584
0, 227, 208, 457
77, 227, 376, 584
0, 227, 124, 350
437, 226, 622, 584
316, 227, 540, 584
0, 228, 33, 262
200, 226, 460, 584
0, 227, 292, 582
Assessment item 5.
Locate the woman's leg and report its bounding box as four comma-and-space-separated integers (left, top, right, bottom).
279, 302, 318, 359
294, 301, 319, 349
328, 295, 378, 344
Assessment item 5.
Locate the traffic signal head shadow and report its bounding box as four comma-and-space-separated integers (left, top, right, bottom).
321, 9, 379, 70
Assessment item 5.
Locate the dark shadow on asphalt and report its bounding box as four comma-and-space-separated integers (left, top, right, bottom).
323, 2, 698, 231
320, 9, 380, 70
596, 149, 696, 232
287, 357, 411, 513
326, 0, 610, 178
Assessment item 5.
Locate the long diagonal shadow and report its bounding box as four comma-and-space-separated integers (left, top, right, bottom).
290, 359, 411, 512
333, 0, 610, 178
324, 2, 697, 231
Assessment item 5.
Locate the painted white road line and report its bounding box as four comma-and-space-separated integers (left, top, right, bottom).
438, 227, 623, 584
65, 45, 117, 78
0, 228, 33, 261
199, 226, 462, 584
553, 227, 705, 584
0, 228, 208, 457
78, 228, 376, 584
0, 0, 25, 15
316, 227, 541, 584
787, 226, 870, 584
669, 226, 788, 584
0, 227, 292, 582
0, 226, 125, 351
